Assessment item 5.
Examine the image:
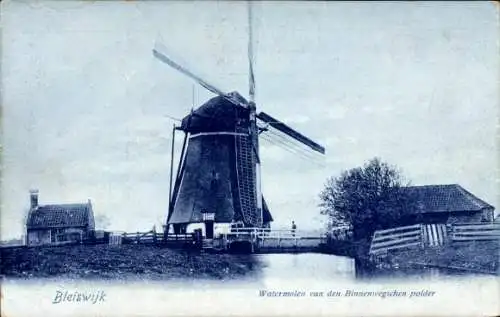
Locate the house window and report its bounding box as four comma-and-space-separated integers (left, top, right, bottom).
67, 232, 82, 242
53, 228, 66, 242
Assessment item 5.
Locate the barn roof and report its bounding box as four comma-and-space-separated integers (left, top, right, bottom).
27, 202, 94, 229
402, 184, 494, 213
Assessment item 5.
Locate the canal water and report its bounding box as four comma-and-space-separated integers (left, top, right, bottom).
240, 253, 493, 285
254, 253, 356, 282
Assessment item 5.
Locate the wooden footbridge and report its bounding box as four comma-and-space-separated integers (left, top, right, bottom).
207, 228, 327, 253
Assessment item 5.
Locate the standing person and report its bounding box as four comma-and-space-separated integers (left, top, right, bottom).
291, 221, 297, 237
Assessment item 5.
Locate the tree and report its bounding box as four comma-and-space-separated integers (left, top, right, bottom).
319, 157, 417, 243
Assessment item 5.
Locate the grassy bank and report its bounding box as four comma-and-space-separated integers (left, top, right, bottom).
0, 244, 260, 280
322, 238, 499, 275
383, 240, 500, 274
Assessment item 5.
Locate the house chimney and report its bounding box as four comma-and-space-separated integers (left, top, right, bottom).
29, 189, 39, 209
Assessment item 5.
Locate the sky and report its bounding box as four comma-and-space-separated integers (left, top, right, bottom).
1, 1, 498, 239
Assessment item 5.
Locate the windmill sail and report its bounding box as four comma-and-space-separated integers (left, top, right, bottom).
257, 111, 325, 154
153, 45, 248, 109
153, 45, 226, 97
247, 0, 256, 103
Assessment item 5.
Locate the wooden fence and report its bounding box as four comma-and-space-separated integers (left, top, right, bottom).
122, 231, 159, 244
421, 224, 447, 247
369, 224, 422, 256
369, 222, 500, 256
109, 233, 123, 245
451, 223, 500, 242
106, 231, 195, 245
122, 232, 194, 244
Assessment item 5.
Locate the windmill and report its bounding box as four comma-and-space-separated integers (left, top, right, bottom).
154, 2, 325, 234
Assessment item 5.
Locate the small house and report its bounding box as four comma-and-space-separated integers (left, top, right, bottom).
26, 190, 95, 246
402, 184, 495, 224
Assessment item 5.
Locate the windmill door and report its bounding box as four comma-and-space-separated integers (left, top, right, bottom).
205, 221, 214, 239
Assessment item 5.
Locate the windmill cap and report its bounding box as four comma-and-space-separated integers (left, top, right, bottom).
180, 94, 250, 133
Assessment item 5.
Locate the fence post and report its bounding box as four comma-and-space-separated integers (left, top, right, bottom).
446, 223, 455, 243
420, 223, 426, 249
445, 224, 453, 244
419, 224, 425, 249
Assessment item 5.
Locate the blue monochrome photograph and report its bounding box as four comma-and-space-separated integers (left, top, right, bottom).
0, 1, 498, 317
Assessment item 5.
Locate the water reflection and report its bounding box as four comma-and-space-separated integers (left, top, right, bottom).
250, 253, 489, 283
254, 253, 355, 282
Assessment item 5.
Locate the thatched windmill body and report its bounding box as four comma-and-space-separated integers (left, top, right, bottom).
154, 3, 325, 234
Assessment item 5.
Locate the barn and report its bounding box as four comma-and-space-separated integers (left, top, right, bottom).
26, 190, 95, 246
402, 184, 495, 224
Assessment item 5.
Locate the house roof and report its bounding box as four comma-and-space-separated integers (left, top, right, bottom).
402, 184, 494, 213
27, 202, 93, 229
